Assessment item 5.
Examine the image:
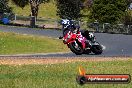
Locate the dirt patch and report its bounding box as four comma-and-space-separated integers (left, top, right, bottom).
0, 57, 131, 65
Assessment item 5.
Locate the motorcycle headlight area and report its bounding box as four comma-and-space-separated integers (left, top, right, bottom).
68, 35, 71, 38
63, 34, 71, 43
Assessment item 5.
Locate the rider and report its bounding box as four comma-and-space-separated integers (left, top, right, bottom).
60, 19, 92, 42
60, 19, 79, 36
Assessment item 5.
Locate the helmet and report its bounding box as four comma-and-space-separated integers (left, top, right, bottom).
61, 19, 70, 25
61, 19, 79, 30
61, 19, 72, 29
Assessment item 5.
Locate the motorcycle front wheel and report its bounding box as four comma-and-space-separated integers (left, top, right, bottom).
68, 42, 83, 55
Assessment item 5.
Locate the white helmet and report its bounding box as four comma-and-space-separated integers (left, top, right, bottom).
61, 19, 70, 25
61, 19, 71, 29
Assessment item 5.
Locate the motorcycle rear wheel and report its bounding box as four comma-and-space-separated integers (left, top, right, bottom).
92, 45, 103, 55
68, 42, 83, 55
83, 49, 91, 54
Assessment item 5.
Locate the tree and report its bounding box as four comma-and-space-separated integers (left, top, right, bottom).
123, 0, 132, 25
83, 0, 93, 8
12, 0, 49, 18
89, 0, 128, 24
127, 0, 132, 6
12, 0, 49, 27
56, 0, 81, 20
79, 0, 93, 21
0, 0, 12, 13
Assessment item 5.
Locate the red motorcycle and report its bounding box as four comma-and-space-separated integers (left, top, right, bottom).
60, 19, 103, 55
63, 30, 85, 55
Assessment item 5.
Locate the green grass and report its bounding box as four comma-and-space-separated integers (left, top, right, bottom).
8, 0, 58, 19
0, 59, 132, 88
0, 32, 69, 54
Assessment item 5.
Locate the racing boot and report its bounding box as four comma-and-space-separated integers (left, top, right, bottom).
85, 40, 91, 50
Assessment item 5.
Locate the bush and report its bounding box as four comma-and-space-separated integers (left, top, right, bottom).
0, 0, 12, 13
56, 0, 81, 20
90, 0, 127, 24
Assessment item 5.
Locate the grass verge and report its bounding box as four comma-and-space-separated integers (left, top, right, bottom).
9, 0, 58, 19
0, 59, 132, 88
0, 32, 69, 54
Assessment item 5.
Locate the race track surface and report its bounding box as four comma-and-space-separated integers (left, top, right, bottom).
0, 25, 132, 57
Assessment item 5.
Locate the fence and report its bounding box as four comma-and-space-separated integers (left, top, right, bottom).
9, 15, 132, 34
11, 15, 60, 29
87, 22, 132, 34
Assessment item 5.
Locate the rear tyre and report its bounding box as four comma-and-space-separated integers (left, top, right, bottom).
83, 49, 91, 54
68, 42, 83, 55
92, 45, 103, 55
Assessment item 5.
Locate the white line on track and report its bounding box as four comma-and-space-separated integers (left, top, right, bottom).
0, 52, 71, 57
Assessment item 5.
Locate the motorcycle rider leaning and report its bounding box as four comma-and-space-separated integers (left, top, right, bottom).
59, 19, 93, 43
59, 19, 103, 55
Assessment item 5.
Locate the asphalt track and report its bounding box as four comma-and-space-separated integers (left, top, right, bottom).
0, 25, 132, 57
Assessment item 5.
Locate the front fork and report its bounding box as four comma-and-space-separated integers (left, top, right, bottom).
67, 41, 78, 48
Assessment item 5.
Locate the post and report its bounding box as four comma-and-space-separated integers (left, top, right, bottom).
30, 16, 36, 28
104, 23, 110, 33
127, 25, 129, 34
103, 23, 104, 30
94, 20, 99, 32
14, 14, 17, 21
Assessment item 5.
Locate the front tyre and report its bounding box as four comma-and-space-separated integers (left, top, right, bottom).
92, 45, 103, 55
68, 42, 83, 55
